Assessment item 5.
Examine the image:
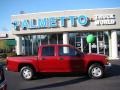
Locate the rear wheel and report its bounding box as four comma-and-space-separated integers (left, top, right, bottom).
20, 66, 34, 80
88, 63, 104, 79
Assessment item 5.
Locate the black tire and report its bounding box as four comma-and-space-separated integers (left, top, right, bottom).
88, 63, 104, 79
20, 66, 34, 80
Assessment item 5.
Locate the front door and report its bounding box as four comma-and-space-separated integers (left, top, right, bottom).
58, 45, 83, 72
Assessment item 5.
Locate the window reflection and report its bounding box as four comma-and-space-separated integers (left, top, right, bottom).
58, 34, 63, 44
22, 34, 63, 55
49, 34, 57, 44
41, 35, 48, 45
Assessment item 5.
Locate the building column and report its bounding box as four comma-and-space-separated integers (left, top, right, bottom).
108, 31, 112, 57
111, 30, 118, 59
63, 32, 69, 44
15, 35, 22, 55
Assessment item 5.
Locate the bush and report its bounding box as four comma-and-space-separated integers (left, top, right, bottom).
6, 52, 17, 57
2, 53, 7, 58
0, 53, 17, 58
0, 53, 7, 58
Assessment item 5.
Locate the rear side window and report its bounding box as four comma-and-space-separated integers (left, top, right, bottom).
42, 46, 54, 56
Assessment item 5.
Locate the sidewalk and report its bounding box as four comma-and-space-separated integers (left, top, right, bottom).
109, 55, 120, 60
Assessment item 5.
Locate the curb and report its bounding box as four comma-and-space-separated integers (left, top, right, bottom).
108, 57, 120, 60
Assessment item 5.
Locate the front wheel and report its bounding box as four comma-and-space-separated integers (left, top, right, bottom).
20, 66, 34, 80
88, 64, 104, 79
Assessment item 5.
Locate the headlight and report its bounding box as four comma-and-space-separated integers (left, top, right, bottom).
105, 57, 109, 62
105, 57, 109, 60
105, 56, 110, 64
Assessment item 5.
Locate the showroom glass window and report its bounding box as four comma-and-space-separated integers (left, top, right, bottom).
41, 35, 48, 45
49, 34, 57, 44
58, 34, 63, 44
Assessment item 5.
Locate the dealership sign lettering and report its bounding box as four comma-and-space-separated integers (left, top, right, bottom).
94, 14, 116, 25
12, 15, 89, 30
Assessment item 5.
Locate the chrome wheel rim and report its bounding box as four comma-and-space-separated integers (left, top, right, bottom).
91, 67, 102, 77
22, 69, 32, 79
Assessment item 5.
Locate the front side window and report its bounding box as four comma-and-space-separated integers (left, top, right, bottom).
42, 46, 54, 56
59, 46, 80, 56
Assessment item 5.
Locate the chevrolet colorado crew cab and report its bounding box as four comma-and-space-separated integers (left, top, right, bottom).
6, 44, 111, 80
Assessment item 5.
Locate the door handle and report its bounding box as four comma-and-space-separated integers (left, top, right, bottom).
40, 58, 45, 60
58, 58, 64, 60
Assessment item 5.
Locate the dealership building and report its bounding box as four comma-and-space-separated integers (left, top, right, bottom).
3, 8, 119, 59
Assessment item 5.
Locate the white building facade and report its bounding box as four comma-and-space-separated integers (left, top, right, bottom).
11, 8, 120, 59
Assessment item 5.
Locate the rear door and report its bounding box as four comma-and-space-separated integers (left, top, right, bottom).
38, 46, 62, 72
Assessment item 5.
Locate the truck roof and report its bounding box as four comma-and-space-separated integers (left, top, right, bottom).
39, 44, 73, 47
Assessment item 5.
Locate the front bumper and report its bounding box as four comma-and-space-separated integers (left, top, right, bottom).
105, 62, 112, 68
5, 67, 8, 71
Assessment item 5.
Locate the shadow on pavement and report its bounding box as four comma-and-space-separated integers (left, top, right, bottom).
21, 62, 120, 90
32, 73, 87, 80
21, 76, 89, 90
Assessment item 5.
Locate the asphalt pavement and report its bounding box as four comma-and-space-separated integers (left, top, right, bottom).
5, 60, 120, 90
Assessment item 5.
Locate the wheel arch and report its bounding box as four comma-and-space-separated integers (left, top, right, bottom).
87, 61, 105, 71
18, 63, 36, 72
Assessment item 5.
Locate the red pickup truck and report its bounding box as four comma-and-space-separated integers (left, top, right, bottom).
6, 44, 111, 80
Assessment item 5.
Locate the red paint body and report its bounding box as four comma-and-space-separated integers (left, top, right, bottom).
6, 44, 109, 74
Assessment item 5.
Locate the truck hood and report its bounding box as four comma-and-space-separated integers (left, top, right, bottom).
83, 53, 107, 60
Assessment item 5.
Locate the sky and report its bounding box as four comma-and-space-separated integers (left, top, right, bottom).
0, 0, 120, 32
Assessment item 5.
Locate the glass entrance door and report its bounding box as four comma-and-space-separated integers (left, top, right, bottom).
70, 31, 109, 55
81, 37, 89, 53
91, 36, 97, 53
75, 35, 81, 50
75, 35, 98, 54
